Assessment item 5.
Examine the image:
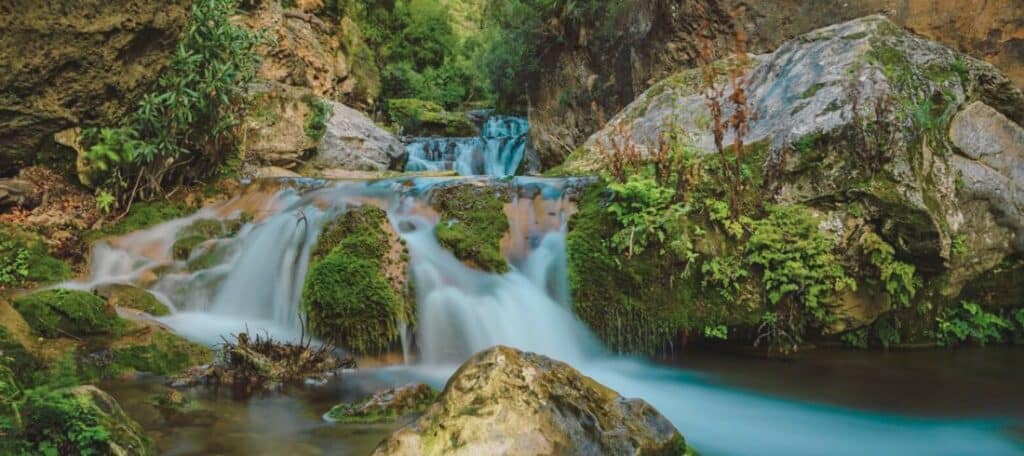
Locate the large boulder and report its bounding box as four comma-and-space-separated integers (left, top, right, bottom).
372, 346, 685, 456
0, 0, 192, 176
529, 0, 1024, 168
313, 101, 407, 171
20, 385, 154, 455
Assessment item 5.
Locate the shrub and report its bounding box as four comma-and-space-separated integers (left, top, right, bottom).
936, 301, 1012, 346
861, 232, 920, 308
305, 97, 333, 140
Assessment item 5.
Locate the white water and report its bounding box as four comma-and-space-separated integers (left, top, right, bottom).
404, 116, 528, 177
71, 177, 1022, 455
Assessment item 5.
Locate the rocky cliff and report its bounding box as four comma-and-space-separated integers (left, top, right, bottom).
0, 0, 193, 176
530, 0, 1024, 168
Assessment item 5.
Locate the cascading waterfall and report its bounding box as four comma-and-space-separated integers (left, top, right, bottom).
70, 177, 1022, 455
404, 116, 529, 177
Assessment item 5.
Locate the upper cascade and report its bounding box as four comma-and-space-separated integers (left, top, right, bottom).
405, 116, 530, 177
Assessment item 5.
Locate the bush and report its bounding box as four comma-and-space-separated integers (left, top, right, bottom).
83, 0, 262, 206
0, 224, 71, 289
936, 301, 1013, 346
305, 97, 332, 140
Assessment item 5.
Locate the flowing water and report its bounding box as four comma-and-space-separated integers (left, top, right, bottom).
404, 116, 528, 176
74, 176, 1024, 455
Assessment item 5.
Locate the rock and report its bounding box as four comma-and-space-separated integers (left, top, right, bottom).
528, 0, 1024, 168
949, 102, 1024, 251
301, 205, 412, 355
0, 177, 39, 210
372, 346, 685, 456
152, 389, 215, 426
241, 82, 320, 169
20, 385, 154, 455
324, 383, 436, 424
12, 289, 120, 339
312, 102, 406, 171
430, 183, 512, 273
387, 99, 477, 137
255, 166, 302, 178
0, 0, 191, 177
94, 283, 172, 317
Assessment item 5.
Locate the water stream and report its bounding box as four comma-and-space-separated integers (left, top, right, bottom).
74, 177, 1023, 455
404, 116, 529, 177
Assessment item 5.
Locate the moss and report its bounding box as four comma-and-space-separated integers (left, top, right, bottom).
799, 82, 826, 99
304, 96, 332, 140
111, 331, 212, 376
172, 218, 240, 261
0, 327, 41, 384
85, 202, 194, 242
432, 185, 511, 273
324, 384, 436, 423
0, 223, 71, 289
387, 98, 476, 137
19, 386, 154, 455
302, 206, 411, 355
12, 289, 121, 339
95, 284, 170, 317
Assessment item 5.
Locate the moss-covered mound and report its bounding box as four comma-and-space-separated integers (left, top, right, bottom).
0, 223, 71, 289
84, 202, 194, 242
324, 383, 436, 424
388, 98, 476, 137
18, 385, 154, 455
171, 217, 245, 261
0, 326, 40, 385
95, 284, 171, 316
110, 328, 212, 377
302, 206, 411, 355
432, 184, 511, 273
12, 289, 121, 339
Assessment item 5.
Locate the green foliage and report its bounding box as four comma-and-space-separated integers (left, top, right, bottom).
0, 224, 71, 289
19, 388, 113, 455
936, 301, 1012, 346
387, 98, 477, 136
606, 176, 683, 257
111, 332, 213, 377
951, 234, 967, 255
703, 325, 728, 340
83, 0, 262, 206
700, 256, 749, 301
747, 205, 855, 331
305, 97, 332, 140
302, 206, 411, 355
12, 289, 122, 339
433, 186, 511, 273
861, 232, 920, 308
84, 202, 193, 242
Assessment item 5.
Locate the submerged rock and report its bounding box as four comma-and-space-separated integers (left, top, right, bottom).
372, 346, 685, 456
324, 383, 436, 424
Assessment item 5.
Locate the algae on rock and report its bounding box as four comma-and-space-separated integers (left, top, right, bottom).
431, 183, 512, 273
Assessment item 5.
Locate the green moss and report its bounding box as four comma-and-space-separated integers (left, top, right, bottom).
323, 384, 436, 423
305, 96, 332, 140
302, 206, 411, 355
19, 386, 153, 455
95, 284, 170, 317
0, 327, 41, 385
387, 98, 476, 136
431, 185, 511, 273
85, 202, 194, 242
112, 331, 212, 376
172, 218, 240, 261
799, 83, 826, 99
12, 289, 121, 339
0, 223, 71, 289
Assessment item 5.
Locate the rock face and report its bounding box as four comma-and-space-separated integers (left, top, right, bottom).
567, 16, 1024, 344
0, 0, 192, 176
372, 346, 685, 456
313, 102, 406, 171
529, 0, 1024, 167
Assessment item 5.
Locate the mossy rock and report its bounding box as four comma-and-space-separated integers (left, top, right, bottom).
19, 385, 154, 455
151, 389, 215, 426
302, 206, 412, 355
0, 326, 41, 384
95, 284, 171, 317
324, 383, 436, 424
431, 184, 511, 273
387, 98, 476, 137
0, 223, 71, 289
12, 289, 121, 339
85, 202, 193, 242
171, 218, 242, 261
111, 329, 212, 377
0, 364, 22, 434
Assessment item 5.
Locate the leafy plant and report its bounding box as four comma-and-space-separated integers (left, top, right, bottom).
95, 191, 115, 215
606, 176, 683, 257
703, 325, 728, 340
747, 205, 855, 333
305, 98, 332, 140
701, 255, 749, 300
861, 232, 920, 308
936, 301, 1012, 346
0, 244, 30, 287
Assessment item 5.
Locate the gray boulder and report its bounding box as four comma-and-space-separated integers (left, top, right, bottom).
313, 102, 406, 171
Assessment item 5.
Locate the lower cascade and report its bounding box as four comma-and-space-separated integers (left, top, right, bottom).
404, 116, 530, 177
68, 177, 1022, 456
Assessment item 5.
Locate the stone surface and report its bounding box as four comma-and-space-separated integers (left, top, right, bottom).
312, 102, 406, 171
0, 0, 192, 176
372, 346, 685, 456
949, 102, 1024, 251
241, 82, 320, 169
324, 383, 435, 423
529, 0, 1024, 168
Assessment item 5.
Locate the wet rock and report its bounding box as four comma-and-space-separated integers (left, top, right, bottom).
12, 289, 120, 339
372, 346, 685, 456
241, 82, 321, 169
95, 283, 171, 317
0, 0, 191, 176
152, 389, 216, 426
0, 178, 39, 210
312, 101, 406, 171
324, 383, 436, 424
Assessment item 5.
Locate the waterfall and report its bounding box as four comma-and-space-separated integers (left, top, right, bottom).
404, 116, 529, 177
69, 177, 1021, 456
